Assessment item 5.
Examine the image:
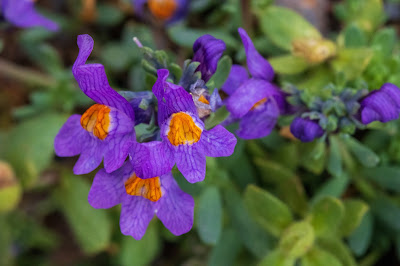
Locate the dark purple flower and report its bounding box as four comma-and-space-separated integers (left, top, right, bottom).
133, 0, 188, 24
54, 35, 136, 175
88, 162, 194, 240
1, 0, 58, 31
290, 117, 324, 142
132, 69, 237, 183
358, 83, 400, 124
192, 35, 226, 82
222, 28, 286, 139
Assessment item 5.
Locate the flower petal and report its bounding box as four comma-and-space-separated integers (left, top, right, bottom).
103, 133, 135, 173
290, 117, 324, 142
156, 173, 194, 236
73, 34, 135, 120
131, 141, 174, 179
2, 0, 59, 31
221, 64, 249, 96
192, 35, 226, 82
73, 138, 104, 175
54, 115, 90, 157
120, 194, 155, 240
237, 99, 279, 139
225, 78, 273, 118
200, 125, 237, 157
381, 83, 400, 108
175, 145, 206, 183
88, 162, 132, 209
238, 28, 274, 81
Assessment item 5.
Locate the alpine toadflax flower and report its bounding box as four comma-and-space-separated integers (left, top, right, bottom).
358, 83, 400, 125
1, 0, 59, 31
222, 28, 287, 139
133, 0, 188, 24
88, 162, 194, 240
132, 69, 237, 184
290, 117, 324, 142
54, 35, 136, 175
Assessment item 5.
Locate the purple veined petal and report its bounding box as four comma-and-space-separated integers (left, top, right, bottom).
237, 99, 279, 139
156, 173, 194, 236
290, 117, 324, 142
360, 89, 400, 124
200, 125, 237, 157
73, 35, 135, 121
153, 69, 171, 125
381, 83, 400, 109
210, 88, 223, 112
238, 28, 274, 81
175, 144, 206, 183
103, 133, 135, 173
192, 35, 226, 82
2, 0, 59, 31
54, 115, 90, 157
131, 141, 175, 179
221, 64, 249, 96
163, 82, 198, 120
73, 138, 104, 175
120, 194, 155, 240
225, 78, 273, 118
88, 162, 133, 209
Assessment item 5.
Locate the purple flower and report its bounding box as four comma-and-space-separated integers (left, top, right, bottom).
1, 0, 59, 31
192, 35, 226, 82
54, 35, 136, 175
222, 28, 287, 139
290, 117, 324, 142
88, 162, 194, 240
358, 83, 400, 124
131, 69, 237, 183
133, 0, 188, 24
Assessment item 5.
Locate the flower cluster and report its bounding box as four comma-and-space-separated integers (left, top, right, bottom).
1, 0, 58, 31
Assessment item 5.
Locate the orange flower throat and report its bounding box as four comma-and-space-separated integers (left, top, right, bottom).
125, 174, 162, 202
167, 112, 202, 146
80, 104, 111, 140
148, 0, 178, 20
251, 98, 268, 110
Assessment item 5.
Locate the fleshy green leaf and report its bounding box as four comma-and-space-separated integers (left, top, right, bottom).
348, 211, 373, 256
277, 177, 308, 217
331, 48, 373, 81
208, 228, 242, 266
197, 186, 223, 245
269, 55, 309, 75
327, 136, 343, 177
313, 174, 350, 202
206, 55, 232, 89
301, 247, 343, 266
244, 185, 293, 236
317, 237, 357, 266
362, 166, 400, 192
259, 250, 295, 266
342, 135, 380, 167
279, 221, 315, 259
310, 197, 345, 237
338, 200, 369, 237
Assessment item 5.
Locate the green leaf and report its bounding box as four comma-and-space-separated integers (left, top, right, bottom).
0, 183, 21, 213
258, 6, 321, 51
338, 200, 369, 237
208, 228, 242, 266
254, 158, 294, 183
259, 250, 295, 266
310, 197, 344, 237
96, 3, 124, 26
1, 114, 67, 187
205, 106, 230, 130
371, 28, 397, 58
362, 166, 400, 192
269, 55, 309, 74
54, 173, 112, 254
206, 55, 232, 89
279, 221, 315, 259
342, 135, 380, 167
317, 237, 357, 266
224, 187, 273, 258
277, 177, 308, 217
244, 185, 293, 236
370, 197, 400, 231
343, 25, 367, 48
331, 48, 373, 81
313, 174, 350, 202
196, 186, 223, 245
301, 247, 343, 266
348, 211, 373, 256
299, 142, 326, 175
119, 221, 160, 266
327, 136, 343, 177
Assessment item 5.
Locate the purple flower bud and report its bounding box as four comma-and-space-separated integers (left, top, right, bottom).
290, 117, 324, 142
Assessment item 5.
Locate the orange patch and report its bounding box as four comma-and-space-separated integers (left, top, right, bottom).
167, 112, 202, 146
80, 104, 111, 140
250, 98, 267, 110
198, 95, 210, 104
148, 0, 178, 20
125, 174, 162, 202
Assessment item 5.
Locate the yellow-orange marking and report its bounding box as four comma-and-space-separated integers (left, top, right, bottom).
148, 0, 177, 20
125, 174, 162, 202
167, 112, 202, 146
80, 104, 111, 140
198, 95, 210, 104
250, 98, 267, 110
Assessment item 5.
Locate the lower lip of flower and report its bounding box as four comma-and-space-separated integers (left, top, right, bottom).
125, 174, 162, 202
167, 112, 202, 146
80, 104, 111, 140
148, 0, 178, 20
251, 98, 268, 110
